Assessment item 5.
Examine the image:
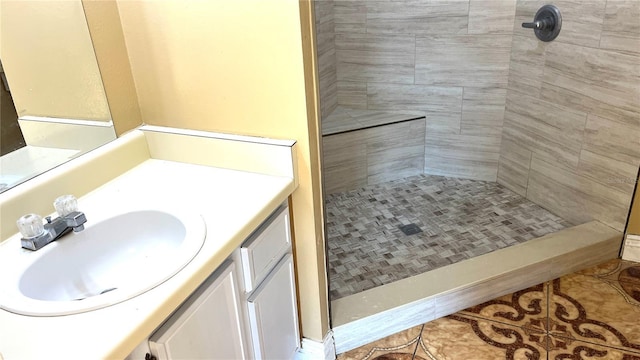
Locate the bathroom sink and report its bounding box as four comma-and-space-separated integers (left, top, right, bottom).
0, 209, 206, 316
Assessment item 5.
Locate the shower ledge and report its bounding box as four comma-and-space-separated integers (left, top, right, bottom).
331, 221, 623, 354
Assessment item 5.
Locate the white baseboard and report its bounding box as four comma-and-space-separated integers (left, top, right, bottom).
295, 331, 336, 360
622, 234, 640, 262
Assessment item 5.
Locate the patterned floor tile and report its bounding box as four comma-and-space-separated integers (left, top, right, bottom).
416, 313, 547, 360
459, 282, 550, 333
337, 325, 423, 360
549, 271, 640, 353
326, 174, 572, 300
547, 336, 640, 359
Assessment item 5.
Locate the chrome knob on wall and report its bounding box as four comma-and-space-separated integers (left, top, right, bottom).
522, 4, 562, 42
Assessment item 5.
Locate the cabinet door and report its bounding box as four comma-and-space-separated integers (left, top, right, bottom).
149, 261, 247, 360
247, 254, 300, 360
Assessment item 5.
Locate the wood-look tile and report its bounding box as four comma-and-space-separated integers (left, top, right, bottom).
415, 35, 512, 87
527, 154, 631, 231
514, 0, 605, 48
549, 272, 640, 353
424, 133, 501, 181
502, 91, 586, 168
367, 83, 462, 119
541, 41, 640, 126
316, 19, 336, 57
468, 0, 516, 34
322, 106, 354, 135
578, 149, 639, 194
365, 119, 426, 184
320, 79, 338, 122
337, 324, 423, 360
322, 131, 367, 194
365, 0, 469, 35
583, 114, 640, 168
425, 112, 461, 135
417, 314, 547, 360
334, 0, 366, 34
496, 135, 532, 197
336, 33, 415, 84
337, 81, 367, 109
461, 87, 507, 136
349, 109, 424, 129
314, 0, 333, 26
600, 0, 640, 54
506, 34, 546, 97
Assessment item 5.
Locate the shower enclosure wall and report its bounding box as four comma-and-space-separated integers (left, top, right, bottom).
317, 0, 640, 352
318, 0, 639, 233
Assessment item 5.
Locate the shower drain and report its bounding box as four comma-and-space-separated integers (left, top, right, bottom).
398, 223, 422, 236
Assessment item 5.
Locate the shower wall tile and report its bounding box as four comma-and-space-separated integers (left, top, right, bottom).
496, 135, 532, 197
541, 42, 640, 126
424, 133, 501, 181
315, 0, 337, 120
582, 114, 640, 167
357, 120, 426, 186
460, 87, 507, 136
336, 33, 415, 84
314, 0, 334, 25
425, 113, 461, 135
334, 0, 366, 34
527, 155, 631, 231
600, 0, 640, 54
337, 81, 367, 109
322, 119, 426, 194
365, 0, 469, 35
497, 0, 640, 232
414, 35, 512, 88
367, 83, 462, 116
322, 130, 367, 194
577, 149, 639, 194
468, 0, 516, 34
507, 34, 546, 97
502, 91, 586, 168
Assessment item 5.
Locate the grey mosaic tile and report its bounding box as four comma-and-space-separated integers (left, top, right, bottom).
326, 174, 573, 300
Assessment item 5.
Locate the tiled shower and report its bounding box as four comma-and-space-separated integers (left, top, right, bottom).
316, 0, 640, 300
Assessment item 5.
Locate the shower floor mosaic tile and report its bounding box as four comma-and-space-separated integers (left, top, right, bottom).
337, 259, 640, 360
326, 174, 574, 300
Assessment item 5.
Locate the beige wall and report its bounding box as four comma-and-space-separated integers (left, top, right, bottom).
83, 0, 142, 136
0, 0, 111, 121
116, 0, 329, 341
628, 179, 640, 235
498, 0, 640, 232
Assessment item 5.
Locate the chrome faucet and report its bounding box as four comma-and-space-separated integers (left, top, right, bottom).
16, 195, 87, 251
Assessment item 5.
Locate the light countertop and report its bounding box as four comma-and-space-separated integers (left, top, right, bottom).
0, 158, 295, 359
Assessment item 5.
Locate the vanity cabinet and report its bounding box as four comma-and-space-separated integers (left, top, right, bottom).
128, 204, 299, 360
148, 261, 248, 359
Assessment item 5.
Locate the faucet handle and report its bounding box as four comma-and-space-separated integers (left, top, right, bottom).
16, 213, 45, 239
54, 195, 79, 216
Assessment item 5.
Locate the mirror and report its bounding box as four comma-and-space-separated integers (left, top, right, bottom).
0, 0, 117, 193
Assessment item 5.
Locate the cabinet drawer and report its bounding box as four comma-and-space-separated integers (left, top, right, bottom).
240, 205, 290, 292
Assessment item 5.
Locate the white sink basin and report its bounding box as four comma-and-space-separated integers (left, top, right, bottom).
0, 209, 206, 316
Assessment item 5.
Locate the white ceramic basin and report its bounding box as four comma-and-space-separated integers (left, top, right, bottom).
0, 209, 206, 316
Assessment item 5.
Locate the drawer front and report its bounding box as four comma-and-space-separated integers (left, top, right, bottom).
240, 205, 291, 292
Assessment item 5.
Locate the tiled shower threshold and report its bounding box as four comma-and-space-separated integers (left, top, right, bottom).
330, 221, 623, 354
